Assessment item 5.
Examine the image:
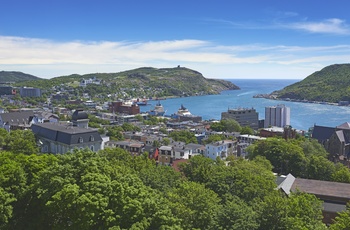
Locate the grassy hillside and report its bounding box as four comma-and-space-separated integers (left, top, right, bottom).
0, 71, 41, 82
275, 64, 350, 103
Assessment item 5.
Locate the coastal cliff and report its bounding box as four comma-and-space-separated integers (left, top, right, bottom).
261, 64, 350, 103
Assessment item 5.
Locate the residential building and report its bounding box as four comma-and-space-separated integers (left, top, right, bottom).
204, 140, 236, 160
185, 143, 206, 157
158, 146, 173, 165
265, 104, 290, 128
80, 77, 101, 87
221, 107, 259, 130
0, 110, 34, 131
31, 111, 59, 123
105, 140, 144, 156
237, 134, 266, 158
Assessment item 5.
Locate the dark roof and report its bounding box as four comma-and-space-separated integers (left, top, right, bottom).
292, 178, 350, 200
312, 125, 335, 141
72, 109, 88, 121
35, 111, 59, 120
31, 123, 102, 145
185, 143, 205, 150
337, 122, 350, 130
0, 110, 34, 125
323, 202, 346, 213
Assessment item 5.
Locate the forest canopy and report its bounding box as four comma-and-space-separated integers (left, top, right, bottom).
0, 129, 349, 229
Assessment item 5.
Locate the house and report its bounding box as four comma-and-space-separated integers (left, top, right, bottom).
185, 143, 205, 157
105, 140, 144, 156
237, 134, 266, 158
80, 77, 101, 87
158, 146, 173, 165
0, 110, 34, 131
173, 145, 191, 160
204, 140, 236, 160
277, 174, 350, 225
31, 111, 59, 124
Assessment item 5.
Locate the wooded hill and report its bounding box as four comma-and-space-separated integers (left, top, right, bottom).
0, 71, 41, 83
274, 64, 350, 103
12, 67, 240, 97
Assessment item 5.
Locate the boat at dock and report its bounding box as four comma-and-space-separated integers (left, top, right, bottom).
148, 101, 166, 116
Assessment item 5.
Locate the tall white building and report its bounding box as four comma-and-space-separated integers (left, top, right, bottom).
265, 104, 290, 128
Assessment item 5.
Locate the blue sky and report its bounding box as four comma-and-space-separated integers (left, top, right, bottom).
1, 0, 350, 79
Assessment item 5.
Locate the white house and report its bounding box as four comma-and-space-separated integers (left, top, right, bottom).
238, 134, 266, 158
204, 140, 236, 160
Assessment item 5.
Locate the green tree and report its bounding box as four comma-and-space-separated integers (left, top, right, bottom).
0, 187, 16, 226
332, 163, 350, 183
4, 130, 38, 155
211, 119, 242, 132
169, 130, 197, 144
167, 181, 220, 230
306, 155, 336, 181
161, 137, 170, 146
240, 126, 254, 135
202, 134, 225, 145
330, 203, 350, 230
0, 128, 9, 148
247, 138, 307, 176
216, 195, 258, 230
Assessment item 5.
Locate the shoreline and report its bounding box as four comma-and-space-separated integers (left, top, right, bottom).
253, 93, 344, 107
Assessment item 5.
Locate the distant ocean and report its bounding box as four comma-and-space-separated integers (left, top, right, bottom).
141, 79, 350, 131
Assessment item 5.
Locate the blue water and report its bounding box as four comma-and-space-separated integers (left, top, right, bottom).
141, 79, 350, 131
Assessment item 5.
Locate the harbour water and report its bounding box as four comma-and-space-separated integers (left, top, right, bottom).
141, 79, 350, 131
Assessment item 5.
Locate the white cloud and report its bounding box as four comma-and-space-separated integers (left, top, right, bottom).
288, 18, 350, 35
0, 35, 349, 79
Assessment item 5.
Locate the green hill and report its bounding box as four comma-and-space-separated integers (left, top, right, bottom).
274, 64, 350, 103
15, 67, 240, 97
0, 71, 41, 82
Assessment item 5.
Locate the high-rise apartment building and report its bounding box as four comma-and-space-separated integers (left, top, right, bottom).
265, 104, 290, 128
20, 87, 41, 97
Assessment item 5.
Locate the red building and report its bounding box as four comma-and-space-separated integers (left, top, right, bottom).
109, 101, 140, 115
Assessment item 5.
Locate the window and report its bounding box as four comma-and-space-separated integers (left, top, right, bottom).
90, 135, 94, 141
79, 137, 83, 143
90, 145, 94, 151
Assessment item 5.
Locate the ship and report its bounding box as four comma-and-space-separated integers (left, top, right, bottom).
134, 98, 148, 106
171, 104, 202, 122
176, 104, 192, 116
148, 101, 166, 116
